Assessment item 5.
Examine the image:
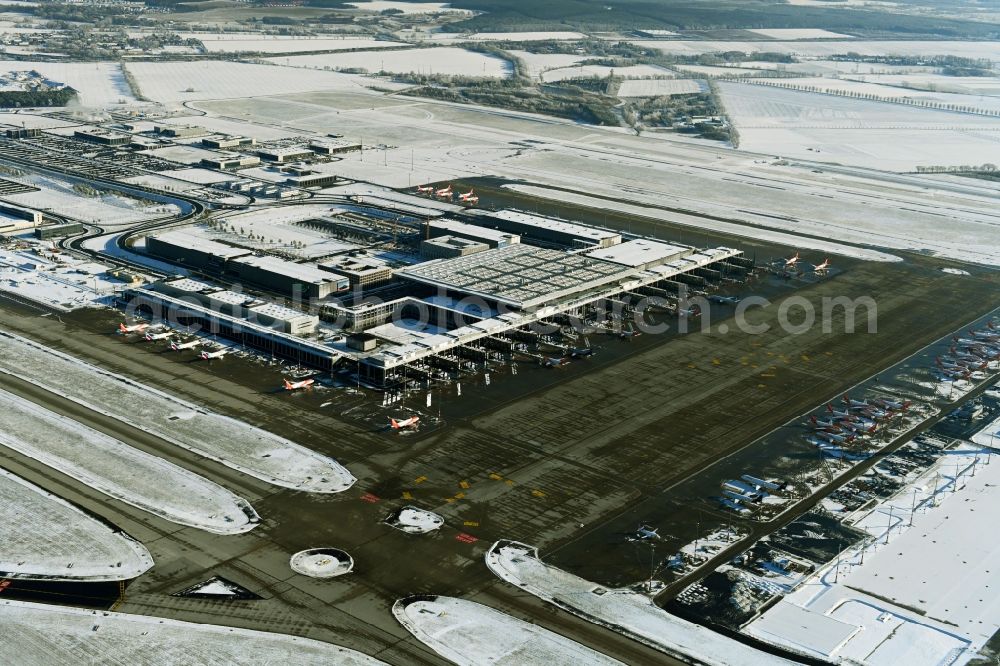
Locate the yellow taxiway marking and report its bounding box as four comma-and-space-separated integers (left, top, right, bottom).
459, 480, 470, 489
531, 489, 546, 498
463, 520, 479, 527
402, 491, 413, 500
414, 475, 428, 484
489, 473, 503, 481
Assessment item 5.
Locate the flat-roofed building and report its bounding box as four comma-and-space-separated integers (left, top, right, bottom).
421, 235, 488, 260
586, 238, 693, 270
201, 154, 260, 170
247, 302, 318, 335
146, 230, 252, 271
309, 139, 361, 155
318, 255, 393, 288
257, 146, 314, 164
74, 128, 129, 146
474, 209, 620, 248
426, 218, 519, 249
202, 135, 256, 150
154, 125, 206, 139
230, 254, 348, 299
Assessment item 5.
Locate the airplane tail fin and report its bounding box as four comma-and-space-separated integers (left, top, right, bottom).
826, 403, 833, 413
119, 323, 128, 332
810, 415, 817, 424
390, 418, 400, 429
283, 379, 293, 390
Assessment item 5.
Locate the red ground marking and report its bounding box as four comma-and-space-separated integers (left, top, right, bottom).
455, 533, 478, 544
360, 493, 380, 503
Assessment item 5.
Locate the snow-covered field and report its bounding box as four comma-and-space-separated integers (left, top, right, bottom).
542, 64, 674, 83
746, 28, 853, 40
486, 542, 794, 665
746, 76, 1000, 114
2, 174, 175, 226
393, 596, 626, 665
673, 64, 762, 77
0, 248, 122, 311
0, 60, 137, 107
745, 443, 1000, 664
717, 81, 1000, 173
737, 60, 941, 76
265, 47, 511, 78
845, 73, 1000, 96
616, 78, 706, 97
0, 330, 356, 493
462, 32, 586, 41
633, 40, 1000, 61
0, 467, 153, 581
0, 111, 78, 129
0, 600, 388, 665
122, 61, 408, 106
503, 184, 902, 263
346, 0, 468, 12
0, 388, 259, 535
178, 33, 409, 54
508, 50, 587, 79
971, 411, 1000, 448
208, 206, 360, 259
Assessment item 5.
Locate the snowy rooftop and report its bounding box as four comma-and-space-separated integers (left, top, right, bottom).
152, 230, 251, 259
428, 218, 521, 245
586, 239, 691, 267
479, 209, 622, 244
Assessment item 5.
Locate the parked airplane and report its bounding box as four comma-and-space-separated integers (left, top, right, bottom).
817, 430, 854, 444
627, 524, 660, 541
842, 395, 871, 410
569, 347, 594, 358
874, 397, 910, 411
783, 252, 801, 268
200, 349, 228, 360
810, 416, 841, 431
434, 184, 452, 198
283, 377, 315, 390
415, 184, 434, 194
708, 295, 741, 304
143, 330, 172, 341
457, 189, 476, 201
170, 340, 200, 351
390, 415, 420, 429
812, 258, 831, 273
826, 404, 853, 419
118, 322, 149, 334
543, 356, 568, 367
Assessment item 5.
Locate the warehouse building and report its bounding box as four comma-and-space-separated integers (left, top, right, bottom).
202, 135, 256, 150
426, 218, 519, 249
586, 238, 693, 270
201, 154, 260, 170
472, 209, 621, 248
146, 230, 252, 272
309, 139, 361, 155
0, 203, 42, 226
318, 254, 393, 288
154, 125, 206, 139
34, 222, 84, 240
421, 235, 488, 260
257, 146, 314, 164
230, 254, 348, 299
73, 128, 129, 146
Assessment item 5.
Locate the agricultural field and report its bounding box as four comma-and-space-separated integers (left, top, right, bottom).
346, 0, 469, 12
717, 81, 1000, 171
745, 28, 854, 39
617, 78, 707, 97
122, 61, 408, 106
264, 47, 512, 78
177, 33, 410, 54
542, 64, 674, 83
846, 74, 1000, 96
631, 40, 1000, 60
508, 50, 588, 79
0, 60, 137, 108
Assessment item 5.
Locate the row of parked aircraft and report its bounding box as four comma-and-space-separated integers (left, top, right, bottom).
120, 323, 423, 428
780, 252, 831, 273
806, 394, 911, 449
415, 183, 479, 204
936, 324, 1000, 381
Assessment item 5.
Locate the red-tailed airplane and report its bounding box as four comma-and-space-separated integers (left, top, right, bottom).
144, 330, 172, 341
200, 349, 228, 360
434, 184, 452, 198
783, 252, 801, 268
457, 189, 476, 201
416, 184, 434, 194
283, 377, 315, 390
390, 415, 420, 429
119, 322, 149, 334
812, 258, 831, 273
170, 340, 200, 351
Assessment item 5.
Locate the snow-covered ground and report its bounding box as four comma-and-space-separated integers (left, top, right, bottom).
486, 541, 794, 665
265, 47, 512, 78
746, 28, 854, 40
346, 1, 469, 13
508, 50, 588, 79
208, 206, 360, 259
631, 40, 1000, 61
744, 443, 1000, 665
542, 64, 674, 83
0, 60, 138, 107
503, 184, 902, 263
717, 81, 1000, 173
617, 78, 706, 97
0, 247, 123, 311
0, 388, 259, 535
0, 330, 356, 493
0, 466, 153, 581
385, 506, 444, 533
0, 599, 388, 665
456, 32, 586, 41
393, 596, 626, 665
844, 74, 1000, 96
970, 411, 1000, 448
178, 33, 410, 54
290, 548, 354, 578
122, 61, 408, 106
